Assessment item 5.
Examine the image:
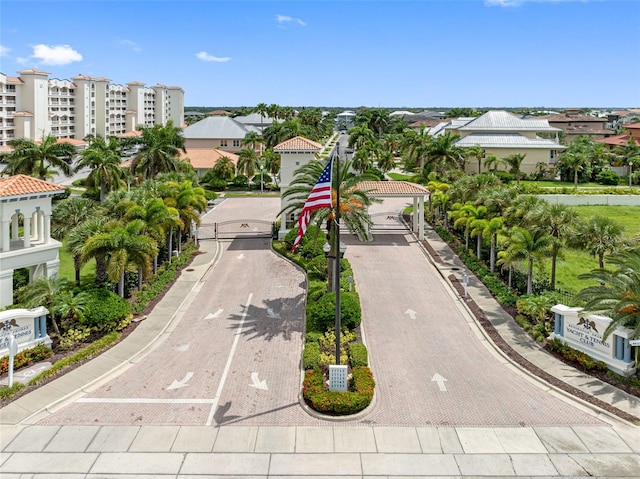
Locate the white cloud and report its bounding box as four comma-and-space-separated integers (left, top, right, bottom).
31, 44, 82, 65
196, 51, 230, 63
276, 14, 307, 26
120, 39, 142, 52
0, 45, 9, 56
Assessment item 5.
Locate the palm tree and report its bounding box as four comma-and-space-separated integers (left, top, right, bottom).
464, 145, 485, 174
263, 148, 280, 185
376, 149, 396, 174
484, 154, 504, 173
575, 247, 640, 340
503, 153, 526, 186
68, 216, 109, 285
431, 191, 451, 228
51, 290, 90, 328
4, 134, 75, 180
241, 131, 263, 153
561, 150, 589, 188
532, 203, 578, 289
82, 219, 158, 297
163, 180, 207, 252
499, 226, 553, 295
464, 205, 489, 259
482, 216, 506, 273
237, 148, 260, 189
212, 156, 236, 181
427, 132, 464, 174
76, 135, 126, 201
348, 124, 376, 150
400, 126, 432, 171
267, 103, 280, 121
575, 215, 625, 269
254, 102, 268, 133
17, 276, 74, 335
130, 121, 186, 180
281, 158, 380, 246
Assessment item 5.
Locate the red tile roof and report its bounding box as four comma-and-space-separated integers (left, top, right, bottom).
355, 181, 429, 196
595, 134, 640, 147
625, 122, 640, 129
273, 136, 322, 152
179, 148, 239, 168
0, 175, 65, 198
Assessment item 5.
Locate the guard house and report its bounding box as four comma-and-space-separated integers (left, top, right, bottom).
550, 304, 637, 376
0, 175, 65, 308
274, 136, 323, 239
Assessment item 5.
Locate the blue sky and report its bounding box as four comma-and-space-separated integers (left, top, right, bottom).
1, 0, 639, 108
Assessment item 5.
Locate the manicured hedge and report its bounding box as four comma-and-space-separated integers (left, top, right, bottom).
307, 291, 362, 331
303, 366, 375, 414
349, 343, 368, 367
302, 342, 321, 369
82, 288, 130, 330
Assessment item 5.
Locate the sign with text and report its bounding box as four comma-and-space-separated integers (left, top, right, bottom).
0, 307, 51, 357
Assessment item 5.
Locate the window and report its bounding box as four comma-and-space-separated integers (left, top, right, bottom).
220, 140, 227, 147
233, 139, 240, 147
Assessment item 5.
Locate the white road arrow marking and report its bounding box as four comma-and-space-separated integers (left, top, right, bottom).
176, 344, 189, 352
431, 373, 448, 392
392, 242, 398, 247
237, 253, 245, 260
167, 372, 194, 390
404, 309, 417, 319
249, 372, 268, 390
266, 308, 280, 319
204, 309, 224, 320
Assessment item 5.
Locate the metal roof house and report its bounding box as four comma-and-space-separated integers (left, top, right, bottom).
182, 116, 253, 153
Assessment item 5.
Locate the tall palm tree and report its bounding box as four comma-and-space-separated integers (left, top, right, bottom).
348, 124, 376, 151
376, 149, 396, 174
503, 153, 526, 186
4, 134, 75, 180
400, 126, 432, 172
464, 204, 489, 259
254, 102, 268, 133
76, 135, 126, 201
18, 276, 74, 335
68, 216, 109, 285
499, 226, 553, 295
575, 215, 625, 269
241, 131, 263, 153
464, 145, 485, 174
484, 154, 504, 173
561, 150, 589, 188
427, 132, 464, 174
575, 247, 640, 340
263, 148, 280, 185
163, 180, 207, 252
281, 158, 381, 247
130, 121, 186, 180
82, 219, 158, 297
237, 148, 260, 188
212, 156, 236, 181
482, 216, 506, 273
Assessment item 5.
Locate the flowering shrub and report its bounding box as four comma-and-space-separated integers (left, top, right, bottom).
547, 338, 608, 372
0, 344, 52, 375
303, 366, 375, 414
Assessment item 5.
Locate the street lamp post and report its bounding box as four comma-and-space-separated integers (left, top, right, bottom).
629, 162, 634, 188
260, 164, 264, 194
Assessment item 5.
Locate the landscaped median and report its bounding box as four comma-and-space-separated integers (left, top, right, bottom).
273, 224, 375, 417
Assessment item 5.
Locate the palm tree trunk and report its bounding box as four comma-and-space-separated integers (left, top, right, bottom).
465, 232, 469, 251
138, 266, 143, 291
527, 260, 533, 295
551, 253, 557, 289
508, 265, 512, 289
118, 272, 125, 297
476, 234, 482, 259
74, 254, 81, 286
96, 256, 108, 284
168, 227, 173, 264
490, 236, 496, 273
598, 253, 605, 269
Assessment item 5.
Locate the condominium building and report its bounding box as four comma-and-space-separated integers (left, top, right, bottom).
0, 69, 184, 146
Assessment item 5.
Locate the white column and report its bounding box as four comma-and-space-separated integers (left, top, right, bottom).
1, 220, 10, 252
418, 196, 425, 241
46, 259, 60, 279
31, 211, 39, 242
38, 210, 44, 242
412, 197, 418, 234
44, 213, 51, 244
23, 215, 31, 247
0, 269, 14, 308
11, 214, 19, 240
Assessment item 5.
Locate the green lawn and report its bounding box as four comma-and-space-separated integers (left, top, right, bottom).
520, 180, 604, 188
58, 241, 96, 285
548, 205, 640, 293
387, 172, 415, 181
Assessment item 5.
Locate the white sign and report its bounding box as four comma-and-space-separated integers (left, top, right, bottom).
329, 365, 348, 392
564, 316, 612, 355
630, 340, 640, 347
0, 307, 51, 357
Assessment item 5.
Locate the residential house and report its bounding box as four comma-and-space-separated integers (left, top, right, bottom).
538, 109, 613, 143
179, 148, 238, 178
447, 110, 565, 175
182, 116, 253, 153
233, 112, 276, 134
595, 122, 640, 149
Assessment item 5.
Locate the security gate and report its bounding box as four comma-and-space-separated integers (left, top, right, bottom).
198, 220, 276, 240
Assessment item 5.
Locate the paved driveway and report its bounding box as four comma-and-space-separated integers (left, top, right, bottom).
39, 197, 606, 427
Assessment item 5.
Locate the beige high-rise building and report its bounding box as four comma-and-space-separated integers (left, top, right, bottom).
0, 69, 184, 146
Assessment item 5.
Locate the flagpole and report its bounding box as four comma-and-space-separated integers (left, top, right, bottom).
334, 142, 341, 365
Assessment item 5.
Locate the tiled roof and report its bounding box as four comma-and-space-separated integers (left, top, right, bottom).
179, 148, 239, 169
55, 138, 87, 146
116, 130, 142, 138
458, 111, 560, 132
455, 133, 566, 149
0, 175, 65, 198
18, 69, 50, 75
595, 135, 640, 147
409, 119, 443, 128
625, 122, 640, 129
182, 116, 250, 139
273, 136, 322, 152
355, 181, 429, 196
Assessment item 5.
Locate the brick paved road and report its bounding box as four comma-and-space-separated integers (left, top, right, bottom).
39, 197, 606, 427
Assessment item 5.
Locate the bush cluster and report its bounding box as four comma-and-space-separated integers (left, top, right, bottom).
349, 343, 368, 367
546, 338, 608, 372
306, 292, 362, 331
0, 344, 53, 375
82, 288, 130, 330
303, 366, 375, 414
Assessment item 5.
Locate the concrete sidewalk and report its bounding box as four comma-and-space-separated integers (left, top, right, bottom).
1, 220, 639, 477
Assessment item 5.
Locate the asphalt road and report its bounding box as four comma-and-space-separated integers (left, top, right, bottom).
38, 196, 607, 428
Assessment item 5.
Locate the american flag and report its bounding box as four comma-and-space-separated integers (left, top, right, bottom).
291, 160, 333, 252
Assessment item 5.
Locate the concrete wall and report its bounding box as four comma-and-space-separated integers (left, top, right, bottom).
537, 194, 640, 206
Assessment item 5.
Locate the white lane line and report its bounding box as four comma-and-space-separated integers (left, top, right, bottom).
77, 398, 215, 404
205, 292, 253, 426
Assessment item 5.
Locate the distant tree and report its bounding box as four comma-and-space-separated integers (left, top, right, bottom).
4, 134, 75, 180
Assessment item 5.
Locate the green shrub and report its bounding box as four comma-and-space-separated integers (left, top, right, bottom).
305, 331, 323, 343
206, 177, 228, 191
307, 255, 328, 281
81, 288, 130, 330
58, 326, 91, 350
303, 342, 321, 369
307, 280, 328, 303
349, 343, 368, 367
595, 170, 620, 186
495, 171, 514, 184
546, 338, 608, 372
303, 366, 374, 415
307, 291, 361, 331
0, 382, 25, 400
203, 189, 218, 201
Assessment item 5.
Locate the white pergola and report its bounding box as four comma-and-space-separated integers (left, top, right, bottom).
357, 181, 429, 240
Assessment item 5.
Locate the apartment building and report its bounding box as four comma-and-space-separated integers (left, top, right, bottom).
0, 69, 184, 146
